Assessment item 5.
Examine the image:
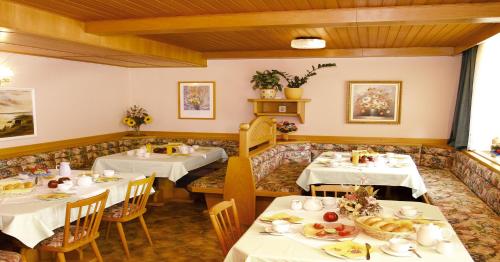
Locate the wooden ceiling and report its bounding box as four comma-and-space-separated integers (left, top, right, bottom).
10, 0, 499, 20
2, 0, 500, 66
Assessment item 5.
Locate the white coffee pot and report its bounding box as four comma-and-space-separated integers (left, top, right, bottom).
417, 223, 444, 246
57, 162, 72, 177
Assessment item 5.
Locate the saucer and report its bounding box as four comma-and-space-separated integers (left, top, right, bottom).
380, 245, 413, 257
263, 226, 290, 235
394, 210, 422, 219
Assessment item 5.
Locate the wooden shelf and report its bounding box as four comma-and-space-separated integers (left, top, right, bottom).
248, 98, 311, 123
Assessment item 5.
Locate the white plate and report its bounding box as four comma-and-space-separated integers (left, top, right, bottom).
263, 226, 291, 236
55, 189, 77, 194
380, 245, 413, 257
394, 210, 422, 219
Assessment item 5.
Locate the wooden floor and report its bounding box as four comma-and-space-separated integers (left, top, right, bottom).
61, 200, 224, 262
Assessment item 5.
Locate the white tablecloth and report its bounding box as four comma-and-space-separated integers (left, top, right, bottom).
0, 170, 144, 248
225, 196, 473, 262
296, 152, 427, 198
92, 147, 228, 182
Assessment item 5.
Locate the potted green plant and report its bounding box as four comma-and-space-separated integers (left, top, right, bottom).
272, 63, 336, 99
251, 70, 283, 99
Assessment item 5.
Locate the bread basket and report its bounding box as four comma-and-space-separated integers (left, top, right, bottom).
354, 216, 414, 240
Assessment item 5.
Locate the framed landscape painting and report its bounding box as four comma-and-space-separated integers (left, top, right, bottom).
0, 88, 36, 141
178, 81, 216, 119
347, 81, 402, 124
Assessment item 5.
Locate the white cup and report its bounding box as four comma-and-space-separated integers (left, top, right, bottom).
322, 197, 337, 208
77, 176, 93, 187
333, 153, 342, 160
271, 220, 290, 233
400, 205, 418, 217
57, 183, 72, 192
290, 199, 303, 211
436, 240, 453, 255
103, 170, 115, 177
389, 238, 411, 253
62, 180, 73, 186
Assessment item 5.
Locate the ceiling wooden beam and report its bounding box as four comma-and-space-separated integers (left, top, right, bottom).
203, 47, 455, 59
0, 0, 206, 67
85, 3, 500, 35
454, 24, 500, 54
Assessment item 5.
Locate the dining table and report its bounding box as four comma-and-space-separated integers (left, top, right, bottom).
296, 152, 427, 198
225, 195, 473, 262
92, 146, 228, 182
0, 170, 145, 248
92, 146, 228, 202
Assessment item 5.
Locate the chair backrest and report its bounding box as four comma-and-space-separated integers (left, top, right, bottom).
209, 199, 242, 256
121, 174, 155, 218
62, 190, 110, 248
311, 185, 355, 197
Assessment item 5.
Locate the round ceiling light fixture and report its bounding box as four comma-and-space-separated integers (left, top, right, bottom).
291, 37, 326, 49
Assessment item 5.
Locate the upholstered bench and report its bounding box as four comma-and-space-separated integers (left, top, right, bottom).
189, 161, 306, 210
419, 166, 500, 262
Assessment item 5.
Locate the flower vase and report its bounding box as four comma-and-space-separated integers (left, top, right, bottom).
131, 126, 142, 137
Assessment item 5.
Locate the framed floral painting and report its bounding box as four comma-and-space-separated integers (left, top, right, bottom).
0, 88, 37, 141
347, 81, 402, 124
178, 81, 216, 119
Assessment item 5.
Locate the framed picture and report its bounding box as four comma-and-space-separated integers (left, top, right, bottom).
0, 88, 37, 141
347, 81, 402, 124
178, 81, 216, 119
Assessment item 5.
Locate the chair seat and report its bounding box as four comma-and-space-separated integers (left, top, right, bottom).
103, 203, 139, 219
0, 250, 22, 262
40, 226, 87, 248
255, 162, 307, 193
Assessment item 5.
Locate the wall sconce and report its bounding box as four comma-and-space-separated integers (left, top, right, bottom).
0, 65, 14, 86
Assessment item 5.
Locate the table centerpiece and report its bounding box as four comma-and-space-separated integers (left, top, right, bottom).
122, 105, 152, 136
338, 186, 382, 218
277, 121, 298, 141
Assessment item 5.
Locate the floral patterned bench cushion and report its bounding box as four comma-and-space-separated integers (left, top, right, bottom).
420, 146, 455, 169
250, 143, 311, 183
189, 162, 308, 194
419, 167, 500, 262
255, 162, 308, 193
188, 167, 226, 191
452, 152, 499, 214
0, 250, 22, 262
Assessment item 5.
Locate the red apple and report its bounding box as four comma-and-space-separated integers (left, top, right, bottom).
323, 212, 339, 222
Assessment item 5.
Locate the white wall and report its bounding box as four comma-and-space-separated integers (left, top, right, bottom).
129, 57, 461, 139
0, 52, 129, 148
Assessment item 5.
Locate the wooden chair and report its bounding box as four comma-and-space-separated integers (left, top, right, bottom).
209, 199, 242, 256
38, 190, 110, 262
103, 175, 155, 258
311, 185, 355, 197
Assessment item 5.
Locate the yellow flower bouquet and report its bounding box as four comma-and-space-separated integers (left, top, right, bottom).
122, 105, 152, 136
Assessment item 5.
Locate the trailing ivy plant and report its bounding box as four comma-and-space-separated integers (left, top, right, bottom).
250, 70, 283, 91
272, 63, 336, 88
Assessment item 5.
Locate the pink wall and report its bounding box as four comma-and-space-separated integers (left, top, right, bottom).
130, 57, 461, 139
0, 52, 129, 148
0, 54, 461, 150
